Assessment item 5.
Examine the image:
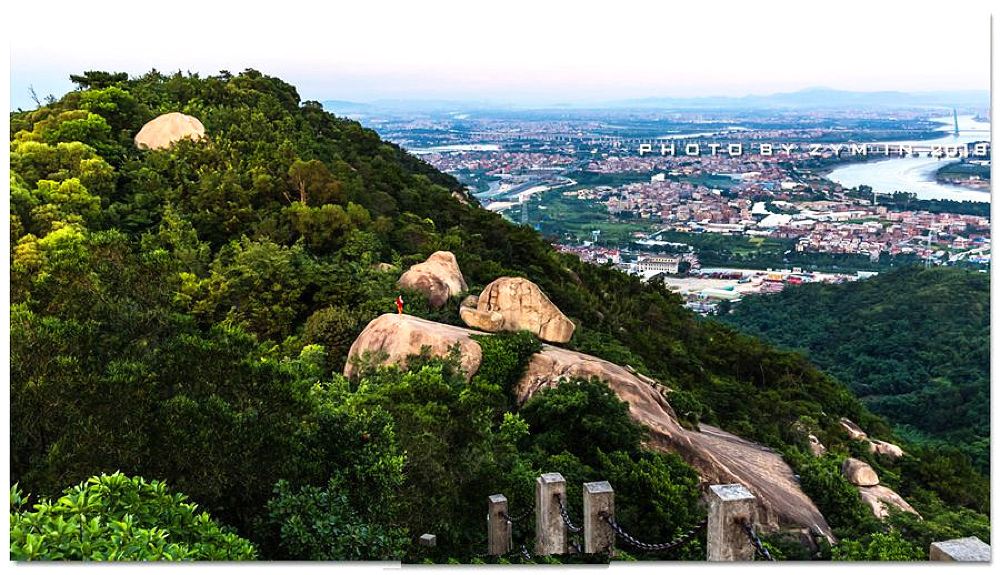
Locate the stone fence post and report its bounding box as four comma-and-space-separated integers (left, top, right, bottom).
487, 494, 511, 556
707, 483, 756, 561
929, 537, 990, 562
535, 473, 568, 555
583, 481, 615, 555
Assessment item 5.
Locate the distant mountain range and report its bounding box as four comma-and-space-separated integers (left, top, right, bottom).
610, 87, 990, 110
323, 87, 989, 114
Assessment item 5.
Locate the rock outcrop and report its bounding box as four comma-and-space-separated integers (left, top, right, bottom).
343, 313, 832, 535
840, 418, 906, 461
451, 190, 472, 205
460, 277, 575, 343
858, 485, 921, 519
839, 418, 868, 441
515, 346, 830, 535
840, 457, 919, 520
808, 434, 827, 457
460, 306, 505, 333
397, 251, 468, 309
134, 112, 206, 150
343, 314, 484, 380
841, 458, 879, 487
869, 439, 905, 461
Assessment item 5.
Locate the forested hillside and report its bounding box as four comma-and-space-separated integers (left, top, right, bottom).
8, 70, 989, 561
724, 267, 989, 471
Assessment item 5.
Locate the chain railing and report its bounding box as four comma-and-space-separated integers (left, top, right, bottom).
740, 518, 774, 561
600, 513, 707, 555
485, 479, 775, 562
475, 543, 533, 562
484, 500, 535, 562
555, 494, 583, 533
500, 504, 534, 524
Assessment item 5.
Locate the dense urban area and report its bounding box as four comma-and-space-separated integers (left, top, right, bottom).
347, 105, 991, 314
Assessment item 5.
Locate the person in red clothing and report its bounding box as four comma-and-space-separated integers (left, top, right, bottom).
396, 294, 404, 314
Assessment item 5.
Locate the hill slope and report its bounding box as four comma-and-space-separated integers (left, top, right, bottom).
724, 267, 989, 470
9, 70, 989, 560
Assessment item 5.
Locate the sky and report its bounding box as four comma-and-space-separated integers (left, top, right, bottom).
7, 1, 994, 110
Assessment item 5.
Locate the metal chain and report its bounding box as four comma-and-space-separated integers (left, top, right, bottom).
740, 519, 775, 561
500, 504, 535, 524
475, 543, 528, 562
471, 536, 522, 561
519, 544, 532, 561
470, 536, 491, 560
555, 494, 584, 533
490, 543, 531, 562
600, 513, 707, 554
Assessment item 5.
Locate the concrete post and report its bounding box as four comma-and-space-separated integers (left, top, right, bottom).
929, 537, 991, 562
487, 494, 511, 556
583, 481, 614, 555
535, 472, 568, 555
707, 484, 756, 561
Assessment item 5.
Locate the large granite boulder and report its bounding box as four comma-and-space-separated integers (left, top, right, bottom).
460, 277, 575, 343
397, 251, 468, 309
343, 314, 833, 536
135, 112, 206, 150
343, 314, 484, 380
869, 439, 905, 460
858, 485, 921, 520
839, 418, 868, 441
841, 458, 879, 487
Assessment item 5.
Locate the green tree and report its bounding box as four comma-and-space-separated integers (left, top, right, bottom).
10, 473, 256, 560
519, 377, 645, 467
832, 531, 922, 561
196, 238, 315, 341
287, 158, 345, 206
263, 477, 408, 561
302, 306, 363, 374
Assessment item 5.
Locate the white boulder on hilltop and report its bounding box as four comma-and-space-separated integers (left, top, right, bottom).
134, 112, 206, 150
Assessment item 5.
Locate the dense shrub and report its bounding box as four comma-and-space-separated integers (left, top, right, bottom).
10, 473, 256, 560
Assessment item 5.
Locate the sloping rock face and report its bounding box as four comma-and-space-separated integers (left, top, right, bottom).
515, 345, 831, 535
134, 112, 206, 150
343, 314, 484, 380
343, 314, 832, 535
461, 277, 575, 343
859, 485, 921, 519
842, 458, 879, 487
397, 251, 468, 309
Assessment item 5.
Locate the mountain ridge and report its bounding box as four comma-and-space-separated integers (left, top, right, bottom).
321, 87, 990, 114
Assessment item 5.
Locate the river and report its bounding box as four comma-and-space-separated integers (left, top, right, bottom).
825, 115, 991, 203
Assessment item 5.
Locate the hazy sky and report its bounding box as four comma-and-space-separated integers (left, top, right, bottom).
8, 1, 994, 109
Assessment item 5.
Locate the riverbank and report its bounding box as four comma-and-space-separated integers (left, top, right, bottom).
823, 114, 991, 202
